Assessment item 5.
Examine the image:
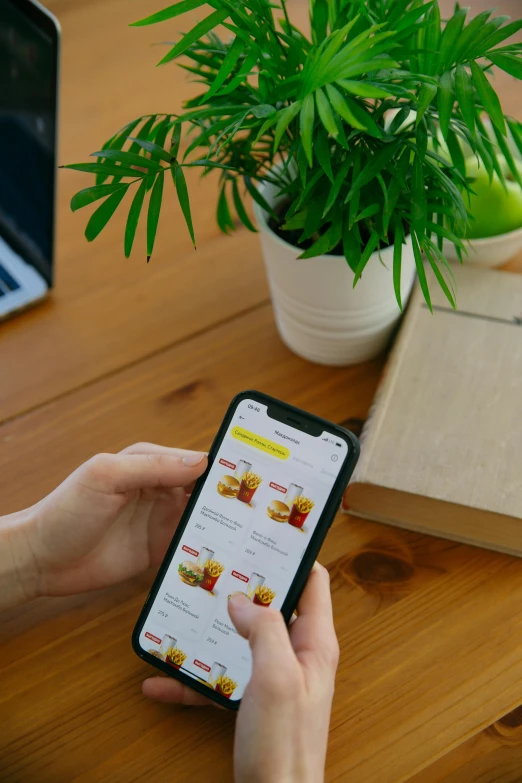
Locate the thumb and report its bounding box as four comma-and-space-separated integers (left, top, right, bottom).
81, 452, 207, 494
228, 593, 294, 670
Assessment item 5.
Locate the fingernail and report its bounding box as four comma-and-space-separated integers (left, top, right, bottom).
182, 453, 205, 467
228, 592, 252, 610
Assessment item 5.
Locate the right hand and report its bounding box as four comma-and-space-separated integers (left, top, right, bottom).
143, 563, 339, 783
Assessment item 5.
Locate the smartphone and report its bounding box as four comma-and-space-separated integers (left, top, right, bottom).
132, 390, 359, 710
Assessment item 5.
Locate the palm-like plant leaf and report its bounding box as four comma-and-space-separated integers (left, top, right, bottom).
67, 0, 522, 308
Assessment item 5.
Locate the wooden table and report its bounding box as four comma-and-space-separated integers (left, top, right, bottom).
2, 1, 522, 780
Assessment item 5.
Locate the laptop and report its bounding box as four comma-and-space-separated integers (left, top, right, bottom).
0, 0, 60, 320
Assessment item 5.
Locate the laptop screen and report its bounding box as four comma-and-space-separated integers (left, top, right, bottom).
0, 0, 59, 286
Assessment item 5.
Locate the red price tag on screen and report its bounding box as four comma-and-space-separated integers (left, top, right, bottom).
145, 632, 161, 644
269, 481, 287, 493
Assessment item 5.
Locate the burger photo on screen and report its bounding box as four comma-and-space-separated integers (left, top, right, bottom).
266, 499, 290, 523
217, 474, 240, 498
178, 560, 204, 586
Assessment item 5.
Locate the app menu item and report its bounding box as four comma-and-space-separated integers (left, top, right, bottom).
138, 398, 348, 702
217, 463, 263, 505
265, 482, 315, 529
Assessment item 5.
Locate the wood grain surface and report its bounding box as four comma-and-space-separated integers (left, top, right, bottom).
1, 0, 522, 781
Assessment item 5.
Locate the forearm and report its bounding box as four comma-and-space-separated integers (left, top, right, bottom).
0, 507, 40, 611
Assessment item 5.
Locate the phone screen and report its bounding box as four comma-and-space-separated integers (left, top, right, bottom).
136, 396, 350, 702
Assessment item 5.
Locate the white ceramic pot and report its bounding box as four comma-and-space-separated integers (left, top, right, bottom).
252, 179, 416, 366
443, 119, 522, 267
443, 224, 522, 268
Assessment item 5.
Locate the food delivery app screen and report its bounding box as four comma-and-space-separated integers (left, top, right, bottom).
138, 398, 348, 701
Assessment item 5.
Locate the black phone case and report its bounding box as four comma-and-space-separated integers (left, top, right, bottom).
132, 390, 360, 710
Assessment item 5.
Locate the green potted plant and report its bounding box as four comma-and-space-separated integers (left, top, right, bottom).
65, 0, 522, 365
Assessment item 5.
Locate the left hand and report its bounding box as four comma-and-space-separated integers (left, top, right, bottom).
4, 443, 207, 604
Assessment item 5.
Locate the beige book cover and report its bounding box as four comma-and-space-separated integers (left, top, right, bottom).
343, 264, 522, 556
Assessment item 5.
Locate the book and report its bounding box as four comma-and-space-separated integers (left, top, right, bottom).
343, 263, 522, 556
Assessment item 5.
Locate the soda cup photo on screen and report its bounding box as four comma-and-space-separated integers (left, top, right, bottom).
246, 572, 265, 599
197, 547, 214, 568
235, 459, 252, 481
207, 662, 238, 699
160, 634, 177, 657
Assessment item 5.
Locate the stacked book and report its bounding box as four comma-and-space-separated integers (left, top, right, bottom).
343, 264, 522, 556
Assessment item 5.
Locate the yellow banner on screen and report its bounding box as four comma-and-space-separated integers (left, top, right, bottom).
231, 426, 290, 460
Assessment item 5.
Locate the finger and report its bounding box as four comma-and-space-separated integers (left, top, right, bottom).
142, 677, 214, 707
86, 453, 207, 494
289, 563, 339, 666
120, 443, 205, 458
184, 479, 198, 497
228, 593, 295, 671
297, 563, 335, 628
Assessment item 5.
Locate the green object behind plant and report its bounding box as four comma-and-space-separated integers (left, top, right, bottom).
64, 0, 522, 311
463, 156, 522, 239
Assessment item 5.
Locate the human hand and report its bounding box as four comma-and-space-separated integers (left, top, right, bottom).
4, 443, 207, 604
143, 563, 339, 783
